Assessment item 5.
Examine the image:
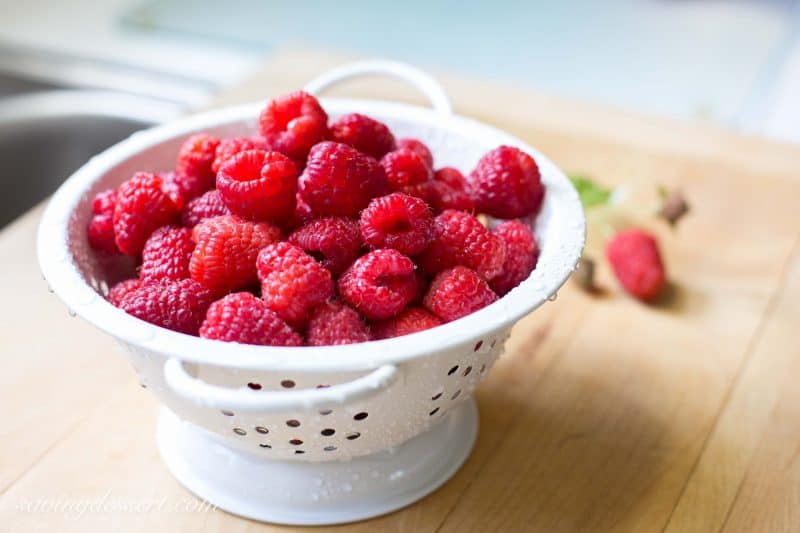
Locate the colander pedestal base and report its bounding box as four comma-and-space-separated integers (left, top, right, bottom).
156, 398, 478, 525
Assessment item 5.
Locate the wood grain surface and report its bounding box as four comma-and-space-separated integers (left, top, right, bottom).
1, 48, 799, 532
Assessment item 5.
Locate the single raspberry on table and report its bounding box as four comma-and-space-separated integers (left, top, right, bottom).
338, 249, 418, 320
397, 138, 433, 168
288, 217, 362, 276
469, 145, 544, 219
211, 136, 259, 173
180, 190, 231, 228
190, 215, 282, 293
330, 113, 396, 160
490, 220, 539, 296
606, 228, 666, 301
139, 225, 195, 283
431, 167, 475, 212
92, 189, 117, 215
113, 172, 179, 256
417, 209, 506, 280
87, 213, 118, 253
424, 266, 498, 322
256, 242, 334, 328
174, 133, 221, 202
117, 278, 216, 335
199, 292, 302, 346
216, 149, 297, 224
107, 278, 141, 307
306, 301, 371, 346
380, 149, 433, 191
299, 141, 389, 217
372, 307, 442, 339
359, 193, 433, 256
258, 90, 329, 163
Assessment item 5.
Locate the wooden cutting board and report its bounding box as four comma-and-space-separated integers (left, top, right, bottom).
2, 48, 799, 532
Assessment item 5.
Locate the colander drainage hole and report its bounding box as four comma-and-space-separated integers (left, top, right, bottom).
286, 419, 301, 427
255, 426, 269, 434
290, 439, 303, 445
431, 392, 443, 400
490, 339, 497, 349
353, 412, 368, 421
463, 366, 472, 376
247, 382, 262, 390
295, 450, 305, 455
451, 389, 462, 400
324, 446, 337, 452
319, 409, 333, 416
221, 410, 234, 417
281, 379, 295, 388
259, 443, 272, 449
321, 428, 335, 436
233, 428, 246, 436
474, 340, 483, 351
448, 365, 459, 376
346, 432, 361, 440
480, 364, 486, 374
429, 407, 440, 416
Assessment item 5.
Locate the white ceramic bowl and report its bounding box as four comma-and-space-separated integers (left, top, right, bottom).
37, 61, 585, 524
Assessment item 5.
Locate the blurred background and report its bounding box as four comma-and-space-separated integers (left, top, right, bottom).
1, 0, 799, 226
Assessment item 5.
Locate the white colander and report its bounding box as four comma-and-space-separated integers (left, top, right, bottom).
37, 61, 585, 525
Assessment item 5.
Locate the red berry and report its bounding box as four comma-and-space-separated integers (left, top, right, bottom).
380, 149, 433, 191
400, 180, 438, 208
359, 193, 433, 256
299, 141, 389, 217
256, 242, 334, 328
285, 193, 314, 231
174, 133, 221, 201
330, 113, 396, 160
113, 172, 179, 256
200, 292, 302, 346
338, 249, 417, 320
372, 307, 441, 339
397, 138, 433, 168
92, 189, 116, 215
190, 215, 281, 292
216, 149, 297, 224
87, 213, 118, 253
288, 217, 362, 276
139, 225, 195, 283
606, 229, 666, 301
489, 220, 539, 295
117, 278, 216, 335
212, 136, 259, 173
306, 301, 371, 346
424, 266, 498, 322
469, 145, 544, 219
180, 190, 231, 228
418, 210, 506, 280
431, 167, 475, 212
107, 278, 141, 307
258, 90, 329, 163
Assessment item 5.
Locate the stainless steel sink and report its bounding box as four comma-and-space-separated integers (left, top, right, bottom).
0, 89, 183, 227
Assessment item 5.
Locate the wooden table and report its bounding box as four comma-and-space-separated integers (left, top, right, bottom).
2, 49, 799, 532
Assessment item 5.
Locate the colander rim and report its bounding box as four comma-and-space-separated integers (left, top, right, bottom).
38, 97, 585, 372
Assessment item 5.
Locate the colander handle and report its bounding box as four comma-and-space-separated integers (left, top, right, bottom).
163, 358, 400, 413
304, 60, 453, 116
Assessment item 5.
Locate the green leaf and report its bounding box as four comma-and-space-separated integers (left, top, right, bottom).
569, 175, 612, 209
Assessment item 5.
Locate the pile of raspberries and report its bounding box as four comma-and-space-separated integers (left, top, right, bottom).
88, 91, 545, 346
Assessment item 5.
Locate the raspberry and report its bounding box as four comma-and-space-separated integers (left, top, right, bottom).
180, 190, 231, 228
87, 214, 118, 253
469, 145, 544, 219
174, 133, 221, 201
258, 90, 329, 163
372, 307, 441, 339
431, 167, 475, 212
139, 225, 194, 283
380, 149, 433, 191
397, 138, 433, 168
117, 278, 216, 335
606, 228, 666, 301
359, 193, 433, 256
190, 215, 281, 292
338, 249, 417, 320
299, 141, 389, 217
200, 292, 302, 346
256, 242, 334, 328
92, 189, 116, 215
330, 113, 396, 160
107, 278, 141, 306
288, 217, 362, 276
306, 301, 370, 346
285, 193, 314, 231
418, 210, 506, 280
216, 149, 297, 224
212, 136, 259, 173
489, 220, 539, 296
424, 266, 498, 322
113, 172, 179, 256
